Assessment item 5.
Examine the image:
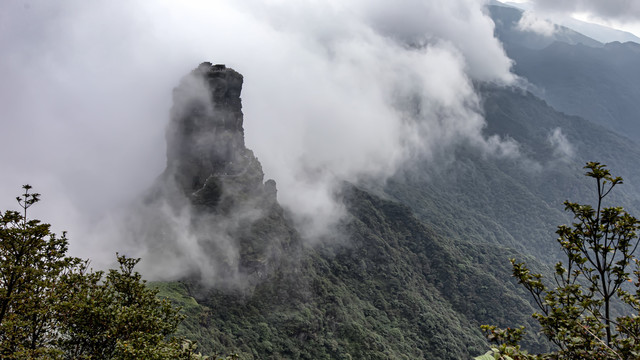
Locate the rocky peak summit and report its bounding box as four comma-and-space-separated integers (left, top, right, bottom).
140, 62, 295, 287
164, 62, 274, 212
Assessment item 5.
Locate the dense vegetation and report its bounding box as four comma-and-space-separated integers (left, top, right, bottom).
154, 183, 550, 359
0, 186, 208, 359
155, 83, 640, 359
7, 87, 640, 360
387, 85, 640, 262
480, 164, 640, 359
6, 11, 640, 357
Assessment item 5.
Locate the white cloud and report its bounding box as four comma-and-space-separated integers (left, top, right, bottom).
548, 127, 575, 161
531, 0, 640, 23
517, 11, 557, 36
0, 0, 518, 272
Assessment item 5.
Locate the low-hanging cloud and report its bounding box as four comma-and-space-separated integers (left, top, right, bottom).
548, 127, 575, 162
0, 0, 519, 274
528, 0, 640, 24
517, 11, 557, 36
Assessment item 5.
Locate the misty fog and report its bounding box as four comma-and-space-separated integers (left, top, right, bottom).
1, 0, 634, 277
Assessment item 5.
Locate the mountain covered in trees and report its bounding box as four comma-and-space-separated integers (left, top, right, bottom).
147, 63, 545, 359
4, 3, 640, 359
149, 31, 640, 357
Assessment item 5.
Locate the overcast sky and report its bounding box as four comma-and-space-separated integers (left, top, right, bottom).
508, 0, 640, 37
0, 0, 634, 268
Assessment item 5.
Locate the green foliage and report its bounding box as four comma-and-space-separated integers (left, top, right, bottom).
56, 255, 192, 359
0, 185, 82, 358
483, 163, 640, 359
0, 185, 204, 359
158, 184, 548, 359
479, 326, 541, 360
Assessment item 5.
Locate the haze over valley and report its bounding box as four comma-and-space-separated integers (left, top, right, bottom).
2, 1, 640, 358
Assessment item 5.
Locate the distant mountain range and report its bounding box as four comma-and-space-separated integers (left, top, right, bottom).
488, 4, 640, 142
493, 0, 640, 44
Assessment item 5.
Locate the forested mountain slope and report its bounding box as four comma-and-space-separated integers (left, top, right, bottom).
386, 85, 640, 261
151, 58, 640, 358
157, 184, 548, 359
146, 63, 563, 358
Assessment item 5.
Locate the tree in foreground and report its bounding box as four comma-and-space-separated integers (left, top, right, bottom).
478, 162, 640, 359
0, 185, 211, 359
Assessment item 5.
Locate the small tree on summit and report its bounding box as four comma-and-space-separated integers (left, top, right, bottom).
480, 162, 640, 359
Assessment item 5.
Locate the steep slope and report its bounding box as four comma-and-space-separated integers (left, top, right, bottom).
511, 42, 640, 140
148, 64, 557, 359
488, 5, 640, 141
158, 184, 547, 359
149, 63, 640, 358
488, 5, 602, 50
133, 62, 299, 289
496, 1, 640, 43
385, 85, 640, 263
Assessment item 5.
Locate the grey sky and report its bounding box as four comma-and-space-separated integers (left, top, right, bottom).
506, 0, 640, 38
0, 0, 519, 268
531, 0, 640, 23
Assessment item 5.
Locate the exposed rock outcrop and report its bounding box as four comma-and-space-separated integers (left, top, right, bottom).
140, 62, 298, 288
164, 62, 271, 213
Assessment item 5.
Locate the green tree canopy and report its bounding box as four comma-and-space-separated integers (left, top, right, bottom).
0, 185, 209, 359
480, 162, 640, 359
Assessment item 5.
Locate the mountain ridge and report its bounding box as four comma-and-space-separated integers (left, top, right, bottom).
492, 1, 640, 44
488, 4, 640, 142
149, 55, 640, 357
130, 62, 299, 290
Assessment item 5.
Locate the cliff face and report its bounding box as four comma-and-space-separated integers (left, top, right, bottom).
150, 63, 561, 358
142, 62, 296, 288
164, 62, 274, 212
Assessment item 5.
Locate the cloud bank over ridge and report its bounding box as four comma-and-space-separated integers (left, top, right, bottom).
509, 0, 640, 38
0, 0, 517, 267
528, 0, 640, 24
